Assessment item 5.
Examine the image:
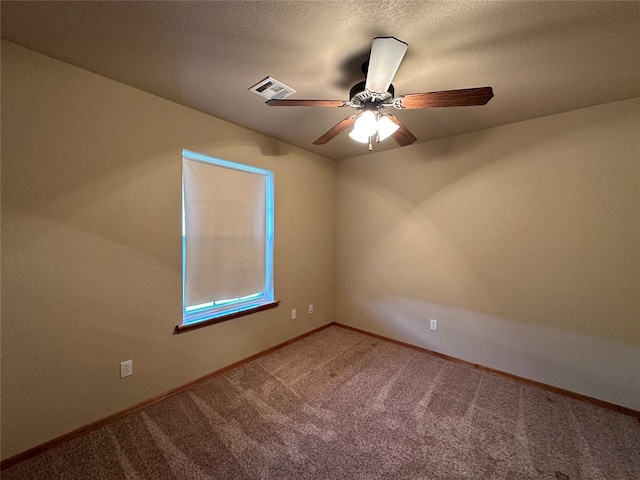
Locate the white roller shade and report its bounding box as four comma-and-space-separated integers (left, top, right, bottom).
183, 158, 266, 307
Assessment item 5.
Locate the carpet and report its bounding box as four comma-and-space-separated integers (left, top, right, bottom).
4, 325, 639, 479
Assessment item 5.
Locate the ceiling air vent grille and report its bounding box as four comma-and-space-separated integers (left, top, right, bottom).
248, 76, 296, 100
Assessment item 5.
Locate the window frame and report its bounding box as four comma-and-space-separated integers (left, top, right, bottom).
177, 149, 278, 333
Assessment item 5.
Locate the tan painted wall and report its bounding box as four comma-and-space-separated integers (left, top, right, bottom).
0, 41, 337, 459
337, 98, 640, 410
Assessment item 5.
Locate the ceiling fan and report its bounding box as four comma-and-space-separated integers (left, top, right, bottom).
266, 37, 494, 150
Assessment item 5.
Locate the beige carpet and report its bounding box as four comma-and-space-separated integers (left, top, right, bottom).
4, 325, 639, 479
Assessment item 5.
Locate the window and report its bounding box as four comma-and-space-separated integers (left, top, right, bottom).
178, 150, 277, 332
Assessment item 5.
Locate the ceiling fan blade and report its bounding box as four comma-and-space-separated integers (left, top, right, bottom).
365, 37, 408, 94
398, 87, 494, 109
387, 114, 417, 146
313, 117, 356, 145
266, 99, 347, 107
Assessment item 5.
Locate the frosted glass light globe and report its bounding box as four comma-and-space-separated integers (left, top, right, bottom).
349, 128, 370, 143
377, 115, 400, 141
353, 111, 378, 137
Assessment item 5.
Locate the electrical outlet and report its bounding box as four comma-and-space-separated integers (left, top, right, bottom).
308, 304, 314, 314
430, 319, 438, 331
291, 309, 297, 320
120, 360, 133, 378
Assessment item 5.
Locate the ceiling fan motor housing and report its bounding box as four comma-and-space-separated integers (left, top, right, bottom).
349, 80, 395, 110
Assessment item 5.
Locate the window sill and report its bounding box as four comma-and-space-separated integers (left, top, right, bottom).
174, 300, 281, 334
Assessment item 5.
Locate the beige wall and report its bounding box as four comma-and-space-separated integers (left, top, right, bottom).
337, 98, 640, 410
0, 41, 337, 459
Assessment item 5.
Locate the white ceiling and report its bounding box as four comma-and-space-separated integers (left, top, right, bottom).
2, 1, 639, 160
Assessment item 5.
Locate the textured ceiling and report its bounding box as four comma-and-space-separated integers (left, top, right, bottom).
1, 1, 639, 160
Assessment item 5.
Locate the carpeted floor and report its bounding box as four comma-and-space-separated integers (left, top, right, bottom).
4, 325, 639, 479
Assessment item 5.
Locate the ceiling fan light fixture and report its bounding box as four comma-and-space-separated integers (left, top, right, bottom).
353, 110, 378, 137
377, 115, 400, 141
349, 113, 399, 144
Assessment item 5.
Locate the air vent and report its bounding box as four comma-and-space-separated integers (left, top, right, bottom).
248, 76, 296, 100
